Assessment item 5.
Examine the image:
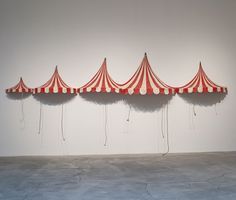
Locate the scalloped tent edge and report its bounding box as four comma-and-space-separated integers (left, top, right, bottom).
175, 62, 227, 94
33, 66, 77, 94
78, 58, 121, 94
119, 53, 175, 95
6, 77, 33, 93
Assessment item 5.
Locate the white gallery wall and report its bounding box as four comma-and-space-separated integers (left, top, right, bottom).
0, 0, 235, 156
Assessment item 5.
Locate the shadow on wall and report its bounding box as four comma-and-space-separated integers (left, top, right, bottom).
33, 94, 76, 105
80, 93, 123, 105
80, 93, 174, 112
6, 93, 31, 100
123, 95, 174, 112
179, 93, 227, 106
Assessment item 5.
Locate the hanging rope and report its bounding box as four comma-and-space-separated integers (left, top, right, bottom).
61, 104, 66, 141
193, 105, 196, 116
162, 103, 170, 156
38, 102, 42, 134
126, 105, 131, 122
20, 93, 25, 129
161, 106, 165, 138
104, 105, 108, 146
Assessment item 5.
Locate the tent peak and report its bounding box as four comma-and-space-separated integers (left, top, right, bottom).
199, 62, 203, 69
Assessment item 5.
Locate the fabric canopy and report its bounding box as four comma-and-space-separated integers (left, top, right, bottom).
175, 62, 227, 94
6, 77, 32, 93
34, 66, 76, 94
78, 58, 120, 93
119, 53, 175, 95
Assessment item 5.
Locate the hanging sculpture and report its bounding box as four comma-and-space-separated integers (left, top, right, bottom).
5, 56, 228, 154
78, 58, 122, 146
119, 53, 175, 155
78, 58, 120, 94
34, 66, 76, 141
175, 62, 227, 94
119, 53, 175, 95
175, 62, 227, 124
6, 77, 32, 129
34, 66, 76, 94
6, 77, 33, 93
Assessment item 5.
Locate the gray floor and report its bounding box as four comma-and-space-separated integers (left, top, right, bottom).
0, 152, 236, 200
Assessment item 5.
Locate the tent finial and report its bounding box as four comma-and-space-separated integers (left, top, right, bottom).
199, 62, 203, 70
55, 65, 59, 73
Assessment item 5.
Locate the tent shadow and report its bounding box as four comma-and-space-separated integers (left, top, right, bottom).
179, 93, 227, 106
33, 94, 76, 106
123, 94, 174, 112
6, 93, 31, 100
80, 93, 123, 105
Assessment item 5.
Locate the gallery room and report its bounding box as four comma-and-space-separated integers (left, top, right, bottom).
0, 0, 235, 199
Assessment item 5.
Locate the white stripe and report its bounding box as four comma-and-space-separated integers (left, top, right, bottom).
129, 66, 144, 93
140, 67, 147, 95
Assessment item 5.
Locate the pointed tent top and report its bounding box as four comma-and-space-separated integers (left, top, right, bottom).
78, 58, 121, 93
144, 52, 147, 57
54, 65, 59, 73
199, 62, 203, 71
176, 62, 227, 93
6, 77, 32, 93
101, 58, 107, 70
34, 66, 76, 94
119, 54, 175, 95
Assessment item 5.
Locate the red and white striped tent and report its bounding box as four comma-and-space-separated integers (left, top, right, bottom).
6, 77, 32, 93
34, 66, 76, 94
175, 62, 227, 94
78, 58, 120, 93
119, 53, 175, 95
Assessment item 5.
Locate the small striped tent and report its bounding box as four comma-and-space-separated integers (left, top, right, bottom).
120, 53, 175, 95
6, 77, 32, 93
175, 62, 227, 94
34, 66, 76, 94
78, 58, 120, 93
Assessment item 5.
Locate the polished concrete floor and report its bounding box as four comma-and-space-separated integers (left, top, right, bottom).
0, 152, 236, 200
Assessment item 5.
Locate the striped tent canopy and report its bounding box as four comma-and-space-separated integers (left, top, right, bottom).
176, 62, 227, 94
6, 77, 32, 93
120, 53, 175, 95
78, 58, 120, 93
34, 66, 76, 94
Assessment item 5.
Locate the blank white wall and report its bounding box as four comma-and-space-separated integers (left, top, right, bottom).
0, 0, 236, 156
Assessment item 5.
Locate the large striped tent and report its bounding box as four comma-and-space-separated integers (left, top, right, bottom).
119, 53, 175, 95
175, 62, 227, 94
34, 66, 76, 94
6, 77, 32, 93
78, 58, 120, 93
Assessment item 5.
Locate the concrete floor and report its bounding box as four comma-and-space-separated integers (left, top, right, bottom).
0, 152, 236, 200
